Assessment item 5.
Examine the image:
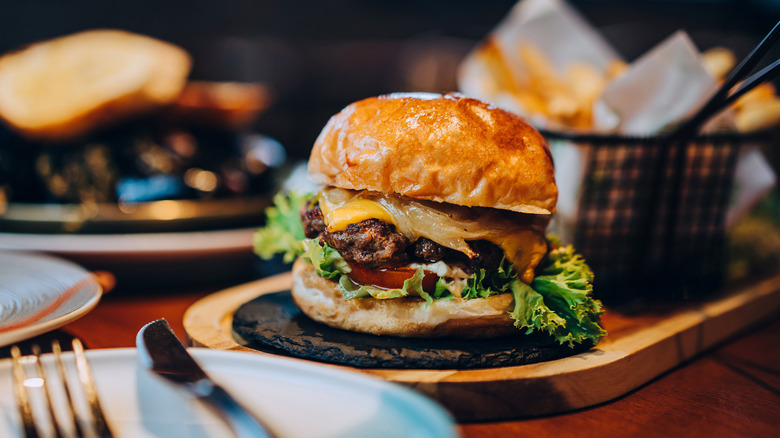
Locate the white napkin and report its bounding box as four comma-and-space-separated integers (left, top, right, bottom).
457, 0, 620, 128
456, 0, 775, 239
590, 30, 772, 227
593, 31, 725, 135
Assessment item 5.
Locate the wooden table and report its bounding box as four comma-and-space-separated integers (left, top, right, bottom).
40, 278, 778, 438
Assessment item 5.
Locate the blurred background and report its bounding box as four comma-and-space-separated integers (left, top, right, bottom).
0, 0, 778, 291
1, 0, 776, 160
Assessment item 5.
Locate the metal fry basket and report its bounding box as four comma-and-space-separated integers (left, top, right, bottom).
543, 130, 764, 303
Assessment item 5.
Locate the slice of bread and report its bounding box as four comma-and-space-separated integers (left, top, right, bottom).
0, 29, 191, 142
166, 81, 271, 129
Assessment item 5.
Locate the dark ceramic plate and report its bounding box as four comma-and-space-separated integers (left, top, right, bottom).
0, 197, 271, 234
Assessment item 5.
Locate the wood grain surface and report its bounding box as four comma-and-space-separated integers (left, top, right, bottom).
35, 274, 779, 437
182, 271, 780, 421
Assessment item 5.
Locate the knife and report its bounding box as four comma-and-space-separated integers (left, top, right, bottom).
136, 319, 276, 438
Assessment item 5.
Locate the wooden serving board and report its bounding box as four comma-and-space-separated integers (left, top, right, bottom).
183, 271, 780, 421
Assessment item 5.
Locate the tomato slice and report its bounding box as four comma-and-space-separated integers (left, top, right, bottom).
347, 264, 438, 293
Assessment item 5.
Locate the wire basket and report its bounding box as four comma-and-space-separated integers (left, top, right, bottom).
542, 130, 765, 303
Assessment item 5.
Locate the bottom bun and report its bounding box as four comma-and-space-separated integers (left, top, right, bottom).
291, 258, 519, 339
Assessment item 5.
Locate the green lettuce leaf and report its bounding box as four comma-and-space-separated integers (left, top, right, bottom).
433, 278, 455, 300
303, 240, 435, 302
254, 191, 312, 263
509, 279, 568, 337
301, 238, 351, 279
402, 267, 434, 304
339, 273, 413, 300
510, 245, 606, 346
254, 193, 605, 346
460, 257, 516, 300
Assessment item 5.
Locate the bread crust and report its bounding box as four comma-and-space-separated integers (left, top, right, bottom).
165, 81, 271, 129
308, 93, 557, 214
291, 258, 519, 339
0, 29, 191, 142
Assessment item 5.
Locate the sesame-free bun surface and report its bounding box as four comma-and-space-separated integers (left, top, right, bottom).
291, 259, 519, 338
309, 93, 557, 214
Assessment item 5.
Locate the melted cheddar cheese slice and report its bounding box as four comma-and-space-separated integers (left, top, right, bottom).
317, 188, 548, 283
321, 199, 397, 232
495, 230, 547, 284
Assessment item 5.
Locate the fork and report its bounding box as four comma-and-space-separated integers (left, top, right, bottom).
10, 339, 114, 438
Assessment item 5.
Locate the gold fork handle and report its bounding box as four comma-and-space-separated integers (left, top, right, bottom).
72, 339, 114, 438
10, 346, 39, 438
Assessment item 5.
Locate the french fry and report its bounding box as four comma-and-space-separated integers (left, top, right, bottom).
606, 59, 629, 80
511, 90, 548, 116
733, 82, 776, 109
731, 83, 780, 132
473, 37, 520, 97
515, 43, 609, 129
546, 91, 580, 119
735, 92, 780, 133
518, 43, 560, 92
467, 33, 780, 133
701, 47, 736, 80
567, 62, 607, 104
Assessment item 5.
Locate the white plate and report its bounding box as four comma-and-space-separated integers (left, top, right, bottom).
0, 348, 457, 438
0, 228, 256, 258
0, 251, 102, 347
0, 229, 259, 285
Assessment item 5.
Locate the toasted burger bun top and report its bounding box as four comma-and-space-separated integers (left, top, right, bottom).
308, 92, 557, 215
291, 259, 519, 339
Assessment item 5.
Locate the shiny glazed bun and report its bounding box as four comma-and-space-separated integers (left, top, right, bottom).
308, 92, 557, 214
291, 259, 519, 338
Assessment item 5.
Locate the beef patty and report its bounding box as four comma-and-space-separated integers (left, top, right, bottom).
302, 203, 503, 272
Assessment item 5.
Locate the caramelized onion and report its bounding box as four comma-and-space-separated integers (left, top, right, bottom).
319, 188, 550, 282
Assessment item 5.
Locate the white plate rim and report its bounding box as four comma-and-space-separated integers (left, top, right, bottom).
0, 252, 103, 347
0, 347, 457, 437
0, 228, 256, 256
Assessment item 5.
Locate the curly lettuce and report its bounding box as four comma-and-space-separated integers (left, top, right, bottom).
302, 238, 433, 302
511, 246, 606, 346
254, 191, 311, 263
254, 192, 606, 346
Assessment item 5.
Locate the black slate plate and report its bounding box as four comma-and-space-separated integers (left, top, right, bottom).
232, 291, 594, 369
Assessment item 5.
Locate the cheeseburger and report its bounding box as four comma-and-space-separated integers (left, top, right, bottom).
256, 92, 605, 346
